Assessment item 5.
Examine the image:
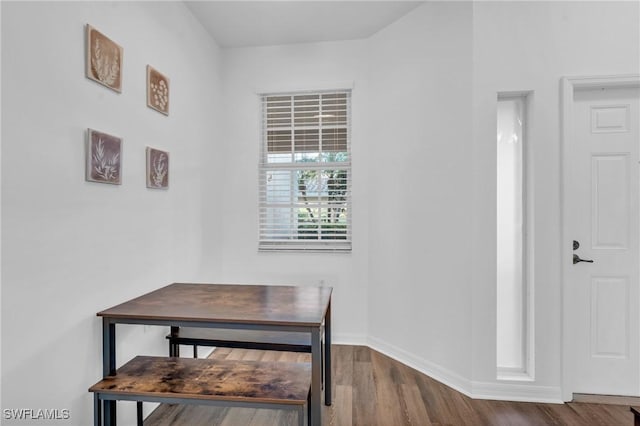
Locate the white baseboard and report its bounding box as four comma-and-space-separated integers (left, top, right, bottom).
332, 332, 368, 346
366, 335, 563, 404
367, 335, 473, 397
471, 381, 563, 404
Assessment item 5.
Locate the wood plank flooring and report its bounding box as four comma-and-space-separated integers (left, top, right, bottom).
144, 345, 633, 425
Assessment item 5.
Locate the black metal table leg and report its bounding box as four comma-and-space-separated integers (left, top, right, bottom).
310, 327, 322, 426
324, 299, 332, 405
103, 319, 116, 426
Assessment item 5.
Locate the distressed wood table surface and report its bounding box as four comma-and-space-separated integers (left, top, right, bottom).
97, 283, 332, 426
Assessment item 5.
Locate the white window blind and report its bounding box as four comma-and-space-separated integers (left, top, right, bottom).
259, 90, 352, 252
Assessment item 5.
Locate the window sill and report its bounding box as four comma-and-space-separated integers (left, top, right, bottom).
497, 369, 535, 382
258, 248, 352, 254
258, 242, 352, 253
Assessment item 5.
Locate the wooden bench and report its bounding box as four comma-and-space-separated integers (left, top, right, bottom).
89, 356, 311, 426
631, 406, 640, 426
167, 327, 315, 358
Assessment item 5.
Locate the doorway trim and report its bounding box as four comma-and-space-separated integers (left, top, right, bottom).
561, 74, 640, 401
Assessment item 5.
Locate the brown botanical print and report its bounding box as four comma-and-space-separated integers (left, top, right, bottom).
146, 147, 169, 189
87, 129, 122, 185
86, 25, 122, 92
147, 65, 169, 115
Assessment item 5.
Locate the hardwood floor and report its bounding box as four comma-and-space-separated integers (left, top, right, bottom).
144, 345, 633, 425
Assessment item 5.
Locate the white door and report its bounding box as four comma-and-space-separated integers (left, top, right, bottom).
565, 82, 640, 396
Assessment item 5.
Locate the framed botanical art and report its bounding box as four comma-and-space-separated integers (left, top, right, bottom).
146, 147, 169, 189
86, 24, 123, 93
86, 129, 122, 185
147, 65, 170, 115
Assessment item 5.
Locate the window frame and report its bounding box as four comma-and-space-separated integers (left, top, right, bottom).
258, 89, 352, 253
496, 92, 535, 381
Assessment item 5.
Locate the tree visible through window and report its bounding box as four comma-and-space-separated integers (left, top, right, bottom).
259, 91, 351, 251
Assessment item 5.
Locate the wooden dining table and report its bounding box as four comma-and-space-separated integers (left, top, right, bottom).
97, 283, 332, 426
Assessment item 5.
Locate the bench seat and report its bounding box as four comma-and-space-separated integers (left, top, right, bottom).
167, 327, 317, 357
89, 356, 311, 426
631, 406, 640, 426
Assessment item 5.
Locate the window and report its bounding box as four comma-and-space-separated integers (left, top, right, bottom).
496, 93, 533, 380
259, 90, 352, 252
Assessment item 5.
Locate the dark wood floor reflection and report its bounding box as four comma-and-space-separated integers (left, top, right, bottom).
144, 345, 632, 425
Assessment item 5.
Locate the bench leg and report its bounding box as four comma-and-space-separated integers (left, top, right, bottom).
298, 404, 306, 426
170, 326, 180, 357
137, 401, 143, 426
94, 394, 102, 426
321, 340, 324, 391
193, 345, 198, 359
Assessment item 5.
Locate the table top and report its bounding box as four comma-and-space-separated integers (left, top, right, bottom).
98, 283, 332, 326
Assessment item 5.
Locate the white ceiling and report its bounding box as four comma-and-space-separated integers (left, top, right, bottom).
184, 1, 425, 48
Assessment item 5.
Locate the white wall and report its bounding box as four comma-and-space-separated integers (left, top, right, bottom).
1, 2, 221, 424
366, 1, 474, 386
203, 40, 371, 343
0, 0, 4, 410
2, 2, 639, 422
470, 0, 640, 400
184, 0, 640, 404
208, 0, 478, 394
